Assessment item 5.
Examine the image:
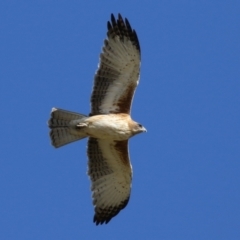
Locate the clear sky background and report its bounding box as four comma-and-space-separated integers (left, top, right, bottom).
1, 1, 239, 239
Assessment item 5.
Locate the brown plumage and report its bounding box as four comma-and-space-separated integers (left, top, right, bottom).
48, 14, 146, 225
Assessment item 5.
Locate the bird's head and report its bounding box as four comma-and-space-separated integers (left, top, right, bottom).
132, 122, 147, 135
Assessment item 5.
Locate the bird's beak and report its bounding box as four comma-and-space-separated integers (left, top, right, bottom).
142, 127, 147, 133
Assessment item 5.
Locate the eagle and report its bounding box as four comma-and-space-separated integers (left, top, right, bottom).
48, 13, 146, 225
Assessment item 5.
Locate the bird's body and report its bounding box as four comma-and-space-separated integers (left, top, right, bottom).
48, 14, 146, 225
84, 114, 140, 140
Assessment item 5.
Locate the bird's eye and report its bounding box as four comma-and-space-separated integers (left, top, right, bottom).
138, 123, 142, 128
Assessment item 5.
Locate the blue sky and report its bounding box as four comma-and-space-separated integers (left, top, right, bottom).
1, 1, 240, 239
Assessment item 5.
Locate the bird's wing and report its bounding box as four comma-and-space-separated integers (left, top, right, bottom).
87, 138, 132, 225
90, 13, 141, 115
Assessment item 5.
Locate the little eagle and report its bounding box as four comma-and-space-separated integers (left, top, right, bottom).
48, 13, 146, 225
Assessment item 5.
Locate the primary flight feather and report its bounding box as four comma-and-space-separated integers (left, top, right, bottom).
48, 13, 146, 225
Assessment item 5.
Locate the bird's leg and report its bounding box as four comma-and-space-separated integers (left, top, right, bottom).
76, 123, 88, 128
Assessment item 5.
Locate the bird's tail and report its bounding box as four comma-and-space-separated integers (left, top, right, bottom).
48, 108, 88, 148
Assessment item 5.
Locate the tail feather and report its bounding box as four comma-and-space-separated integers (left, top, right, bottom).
48, 108, 88, 148
48, 107, 87, 127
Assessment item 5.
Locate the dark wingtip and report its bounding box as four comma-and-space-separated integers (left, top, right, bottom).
107, 21, 112, 30
107, 13, 140, 54
93, 216, 108, 226
111, 13, 116, 26
118, 13, 123, 21
125, 17, 132, 32
93, 196, 130, 226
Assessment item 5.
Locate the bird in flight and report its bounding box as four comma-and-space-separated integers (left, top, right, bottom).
48, 13, 146, 225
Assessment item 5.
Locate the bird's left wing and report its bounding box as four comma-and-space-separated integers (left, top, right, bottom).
90, 14, 141, 115
87, 138, 132, 225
